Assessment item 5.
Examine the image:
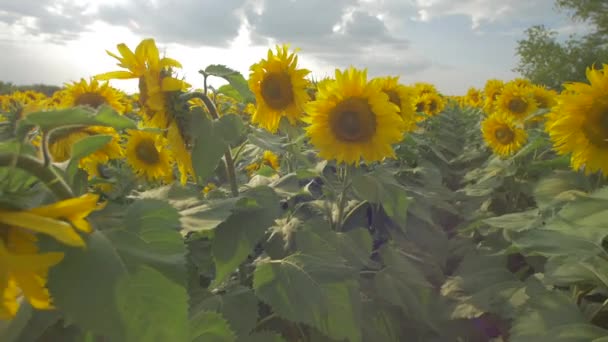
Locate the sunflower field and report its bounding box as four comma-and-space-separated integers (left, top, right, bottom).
1, 38, 608, 342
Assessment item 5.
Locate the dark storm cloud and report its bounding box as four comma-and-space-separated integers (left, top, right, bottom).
97, 0, 248, 47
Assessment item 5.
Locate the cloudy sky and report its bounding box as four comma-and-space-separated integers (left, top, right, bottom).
0, 0, 588, 95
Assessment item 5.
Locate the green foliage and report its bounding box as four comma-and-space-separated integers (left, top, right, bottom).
202, 65, 255, 103
0, 81, 61, 96
116, 266, 189, 342
191, 113, 245, 185
515, 0, 608, 88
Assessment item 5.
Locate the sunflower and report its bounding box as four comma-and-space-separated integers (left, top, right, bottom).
545, 64, 608, 175
373, 76, 418, 132
481, 112, 528, 157
483, 79, 504, 114
530, 85, 557, 109
0, 193, 102, 319
60, 78, 126, 114
494, 83, 538, 121
248, 45, 311, 133
77, 126, 124, 178
415, 92, 445, 117
246, 150, 280, 176
465, 87, 483, 108
96, 38, 189, 128
413, 82, 438, 96
511, 78, 533, 89
125, 130, 174, 183
48, 126, 122, 165
304, 67, 404, 165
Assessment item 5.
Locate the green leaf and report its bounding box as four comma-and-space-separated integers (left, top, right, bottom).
47, 231, 128, 340
22, 105, 136, 131
510, 291, 608, 341
211, 186, 281, 287
533, 171, 589, 210
352, 169, 411, 231
66, 134, 112, 184
190, 311, 237, 342
217, 84, 244, 102
191, 113, 245, 185
202, 65, 255, 103
441, 249, 528, 320
239, 332, 286, 342
374, 245, 437, 329
482, 209, 541, 232
116, 266, 189, 342
180, 197, 239, 235
105, 199, 187, 285
254, 253, 362, 342
198, 286, 259, 336
247, 128, 285, 154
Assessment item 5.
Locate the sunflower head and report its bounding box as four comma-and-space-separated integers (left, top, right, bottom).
465, 87, 483, 108
483, 79, 505, 113
62, 78, 126, 113
125, 129, 174, 183
494, 83, 538, 121
545, 64, 608, 175
372, 76, 418, 132
414, 92, 446, 117
530, 85, 557, 109
304, 67, 404, 165
248, 44, 311, 133
481, 112, 528, 157
413, 82, 438, 96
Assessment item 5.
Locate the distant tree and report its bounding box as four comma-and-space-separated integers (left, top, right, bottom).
0, 81, 61, 96
514, 0, 608, 89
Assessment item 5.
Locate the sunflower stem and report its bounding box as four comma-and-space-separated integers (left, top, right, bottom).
187, 91, 240, 197
334, 165, 352, 232
0, 153, 74, 200
41, 130, 52, 167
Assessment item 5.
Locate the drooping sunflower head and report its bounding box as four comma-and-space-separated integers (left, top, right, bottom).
482, 79, 505, 113
494, 83, 538, 121
124, 129, 174, 183
303, 67, 404, 165
481, 112, 528, 157
545, 64, 608, 175
61, 78, 126, 113
372, 76, 418, 132
465, 87, 483, 108
248, 44, 311, 133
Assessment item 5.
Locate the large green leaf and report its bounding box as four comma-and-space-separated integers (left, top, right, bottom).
441, 249, 528, 320
253, 230, 362, 342
198, 286, 259, 337
22, 105, 136, 131
105, 199, 187, 285
190, 311, 237, 342
116, 266, 189, 342
352, 169, 411, 231
202, 65, 255, 103
239, 332, 286, 342
180, 197, 240, 235
211, 186, 281, 287
191, 113, 245, 185
47, 231, 128, 340
510, 291, 608, 341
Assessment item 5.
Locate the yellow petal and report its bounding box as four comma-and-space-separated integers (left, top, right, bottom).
0, 277, 20, 320
116, 43, 137, 67
160, 57, 182, 69
161, 77, 186, 92
95, 71, 137, 80
0, 212, 85, 247
11, 271, 54, 310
